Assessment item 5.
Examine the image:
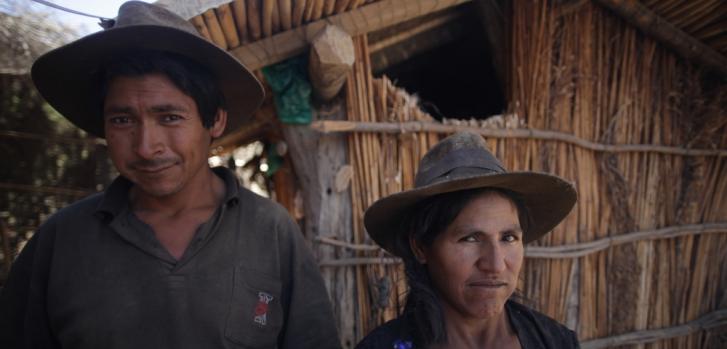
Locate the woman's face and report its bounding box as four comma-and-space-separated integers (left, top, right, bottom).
413, 191, 524, 320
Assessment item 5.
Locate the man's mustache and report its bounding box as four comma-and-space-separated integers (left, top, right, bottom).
129, 157, 179, 170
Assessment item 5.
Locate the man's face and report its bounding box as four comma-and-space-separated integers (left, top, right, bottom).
103, 73, 226, 198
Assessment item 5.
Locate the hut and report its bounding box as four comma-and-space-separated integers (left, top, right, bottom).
3, 0, 726, 348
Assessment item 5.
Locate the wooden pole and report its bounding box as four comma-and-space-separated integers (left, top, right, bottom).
231, 0, 249, 43
309, 120, 727, 157
308, 25, 355, 101
0, 218, 12, 277
202, 9, 229, 49
190, 15, 212, 41
246, 0, 262, 41
593, 0, 727, 76
216, 4, 241, 48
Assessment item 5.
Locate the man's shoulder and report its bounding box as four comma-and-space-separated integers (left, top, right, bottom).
47, 192, 106, 223
235, 186, 294, 224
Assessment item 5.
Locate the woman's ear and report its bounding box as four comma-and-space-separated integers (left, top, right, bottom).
409, 235, 427, 264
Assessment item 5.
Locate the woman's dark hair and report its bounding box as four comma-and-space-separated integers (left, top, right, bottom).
99, 50, 226, 129
395, 187, 529, 347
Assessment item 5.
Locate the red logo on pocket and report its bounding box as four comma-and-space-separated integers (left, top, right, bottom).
253, 291, 274, 326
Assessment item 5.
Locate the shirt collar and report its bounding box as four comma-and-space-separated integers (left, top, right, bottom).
94, 166, 241, 221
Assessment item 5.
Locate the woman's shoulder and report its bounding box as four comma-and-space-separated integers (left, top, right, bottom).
507, 300, 580, 349
355, 317, 413, 349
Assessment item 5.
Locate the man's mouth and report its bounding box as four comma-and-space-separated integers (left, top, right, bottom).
133, 163, 174, 174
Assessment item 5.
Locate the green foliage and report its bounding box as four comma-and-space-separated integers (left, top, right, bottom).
0, 74, 116, 280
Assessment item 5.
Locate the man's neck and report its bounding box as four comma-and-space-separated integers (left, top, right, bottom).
129, 167, 225, 216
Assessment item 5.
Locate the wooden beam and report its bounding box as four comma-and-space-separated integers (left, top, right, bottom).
367, 8, 464, 53
593, 0, 727, 76
211, 103, 276, 154
309, 25, 355, 101
229, 0, 470, 71
581, 308, 727, 349
309, 120, 727, 157
370, 14, 467, 72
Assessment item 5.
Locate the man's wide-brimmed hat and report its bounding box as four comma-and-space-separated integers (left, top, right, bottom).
364, 131, 577, 257
31, 1, 264, 138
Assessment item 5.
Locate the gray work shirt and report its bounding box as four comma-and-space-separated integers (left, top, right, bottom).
0, 167, 341, 349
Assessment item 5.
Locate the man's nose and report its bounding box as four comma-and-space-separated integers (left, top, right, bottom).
133, 122, 163, 159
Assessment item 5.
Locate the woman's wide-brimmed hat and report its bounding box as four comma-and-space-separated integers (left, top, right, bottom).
31, 1, 264, 139
364, 131, 577, 257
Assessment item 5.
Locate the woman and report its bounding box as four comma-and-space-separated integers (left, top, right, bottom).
357, 132, 579, 349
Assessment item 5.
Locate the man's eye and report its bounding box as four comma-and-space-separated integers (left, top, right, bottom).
162, 114, 183, 122
108, 116, 132, 125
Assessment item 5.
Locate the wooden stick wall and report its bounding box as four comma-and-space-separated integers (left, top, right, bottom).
343, 35, 441, 339
509, 1, 727, 347
335, 3, 726, 348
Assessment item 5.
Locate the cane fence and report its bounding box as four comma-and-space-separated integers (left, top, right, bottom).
326, 0, 727, 344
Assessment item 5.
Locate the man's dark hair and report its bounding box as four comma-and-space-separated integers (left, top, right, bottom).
99, 50, 226, 128
393, 187, 529, 347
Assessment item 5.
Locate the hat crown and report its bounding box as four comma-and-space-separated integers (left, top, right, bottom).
414, 132, 506, 187
110, 1, 198, 37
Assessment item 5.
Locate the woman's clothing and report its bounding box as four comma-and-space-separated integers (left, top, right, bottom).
355, 300, 579, 349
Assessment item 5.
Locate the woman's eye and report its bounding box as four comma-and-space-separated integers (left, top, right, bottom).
459, 234, 478, 243
502, 233, 520, 243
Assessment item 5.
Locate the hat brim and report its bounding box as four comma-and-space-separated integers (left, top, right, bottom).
31, 25, 264, 139
363, 171, 577, 257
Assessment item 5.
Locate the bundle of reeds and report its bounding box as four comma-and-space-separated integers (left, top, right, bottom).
188, 0, 384, 50
342, 35, 442, 338
509, 1, 727, 348
334, 2, 726, 348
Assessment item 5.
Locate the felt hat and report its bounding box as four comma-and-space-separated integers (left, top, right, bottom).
31, 1, 264, 138
363, 131, 577, 257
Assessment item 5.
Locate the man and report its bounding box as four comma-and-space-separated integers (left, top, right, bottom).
0, 2, 340, 348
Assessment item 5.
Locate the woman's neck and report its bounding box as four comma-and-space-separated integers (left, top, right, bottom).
432, 302, 520, 349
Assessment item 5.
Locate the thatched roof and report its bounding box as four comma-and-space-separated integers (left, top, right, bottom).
179, 0, 726, 74
642, 0, 726, 55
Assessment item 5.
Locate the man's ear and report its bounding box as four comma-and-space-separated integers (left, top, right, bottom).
409, 235, 427, 264
209, 108, 227, 138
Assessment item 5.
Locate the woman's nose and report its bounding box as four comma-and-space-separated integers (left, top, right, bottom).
475, 243, 507, 273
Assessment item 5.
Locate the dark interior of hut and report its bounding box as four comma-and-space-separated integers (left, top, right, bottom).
370, 4, 506, 120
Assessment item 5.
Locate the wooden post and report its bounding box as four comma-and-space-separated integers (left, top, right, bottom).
309, 25, 355, 101
281, 100, 356, 347
0, 218, 11, 278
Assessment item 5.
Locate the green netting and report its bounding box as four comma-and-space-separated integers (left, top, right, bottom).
262, 56, 312, 125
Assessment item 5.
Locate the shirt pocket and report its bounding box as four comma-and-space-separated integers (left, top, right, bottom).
225, 266, 284, 348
